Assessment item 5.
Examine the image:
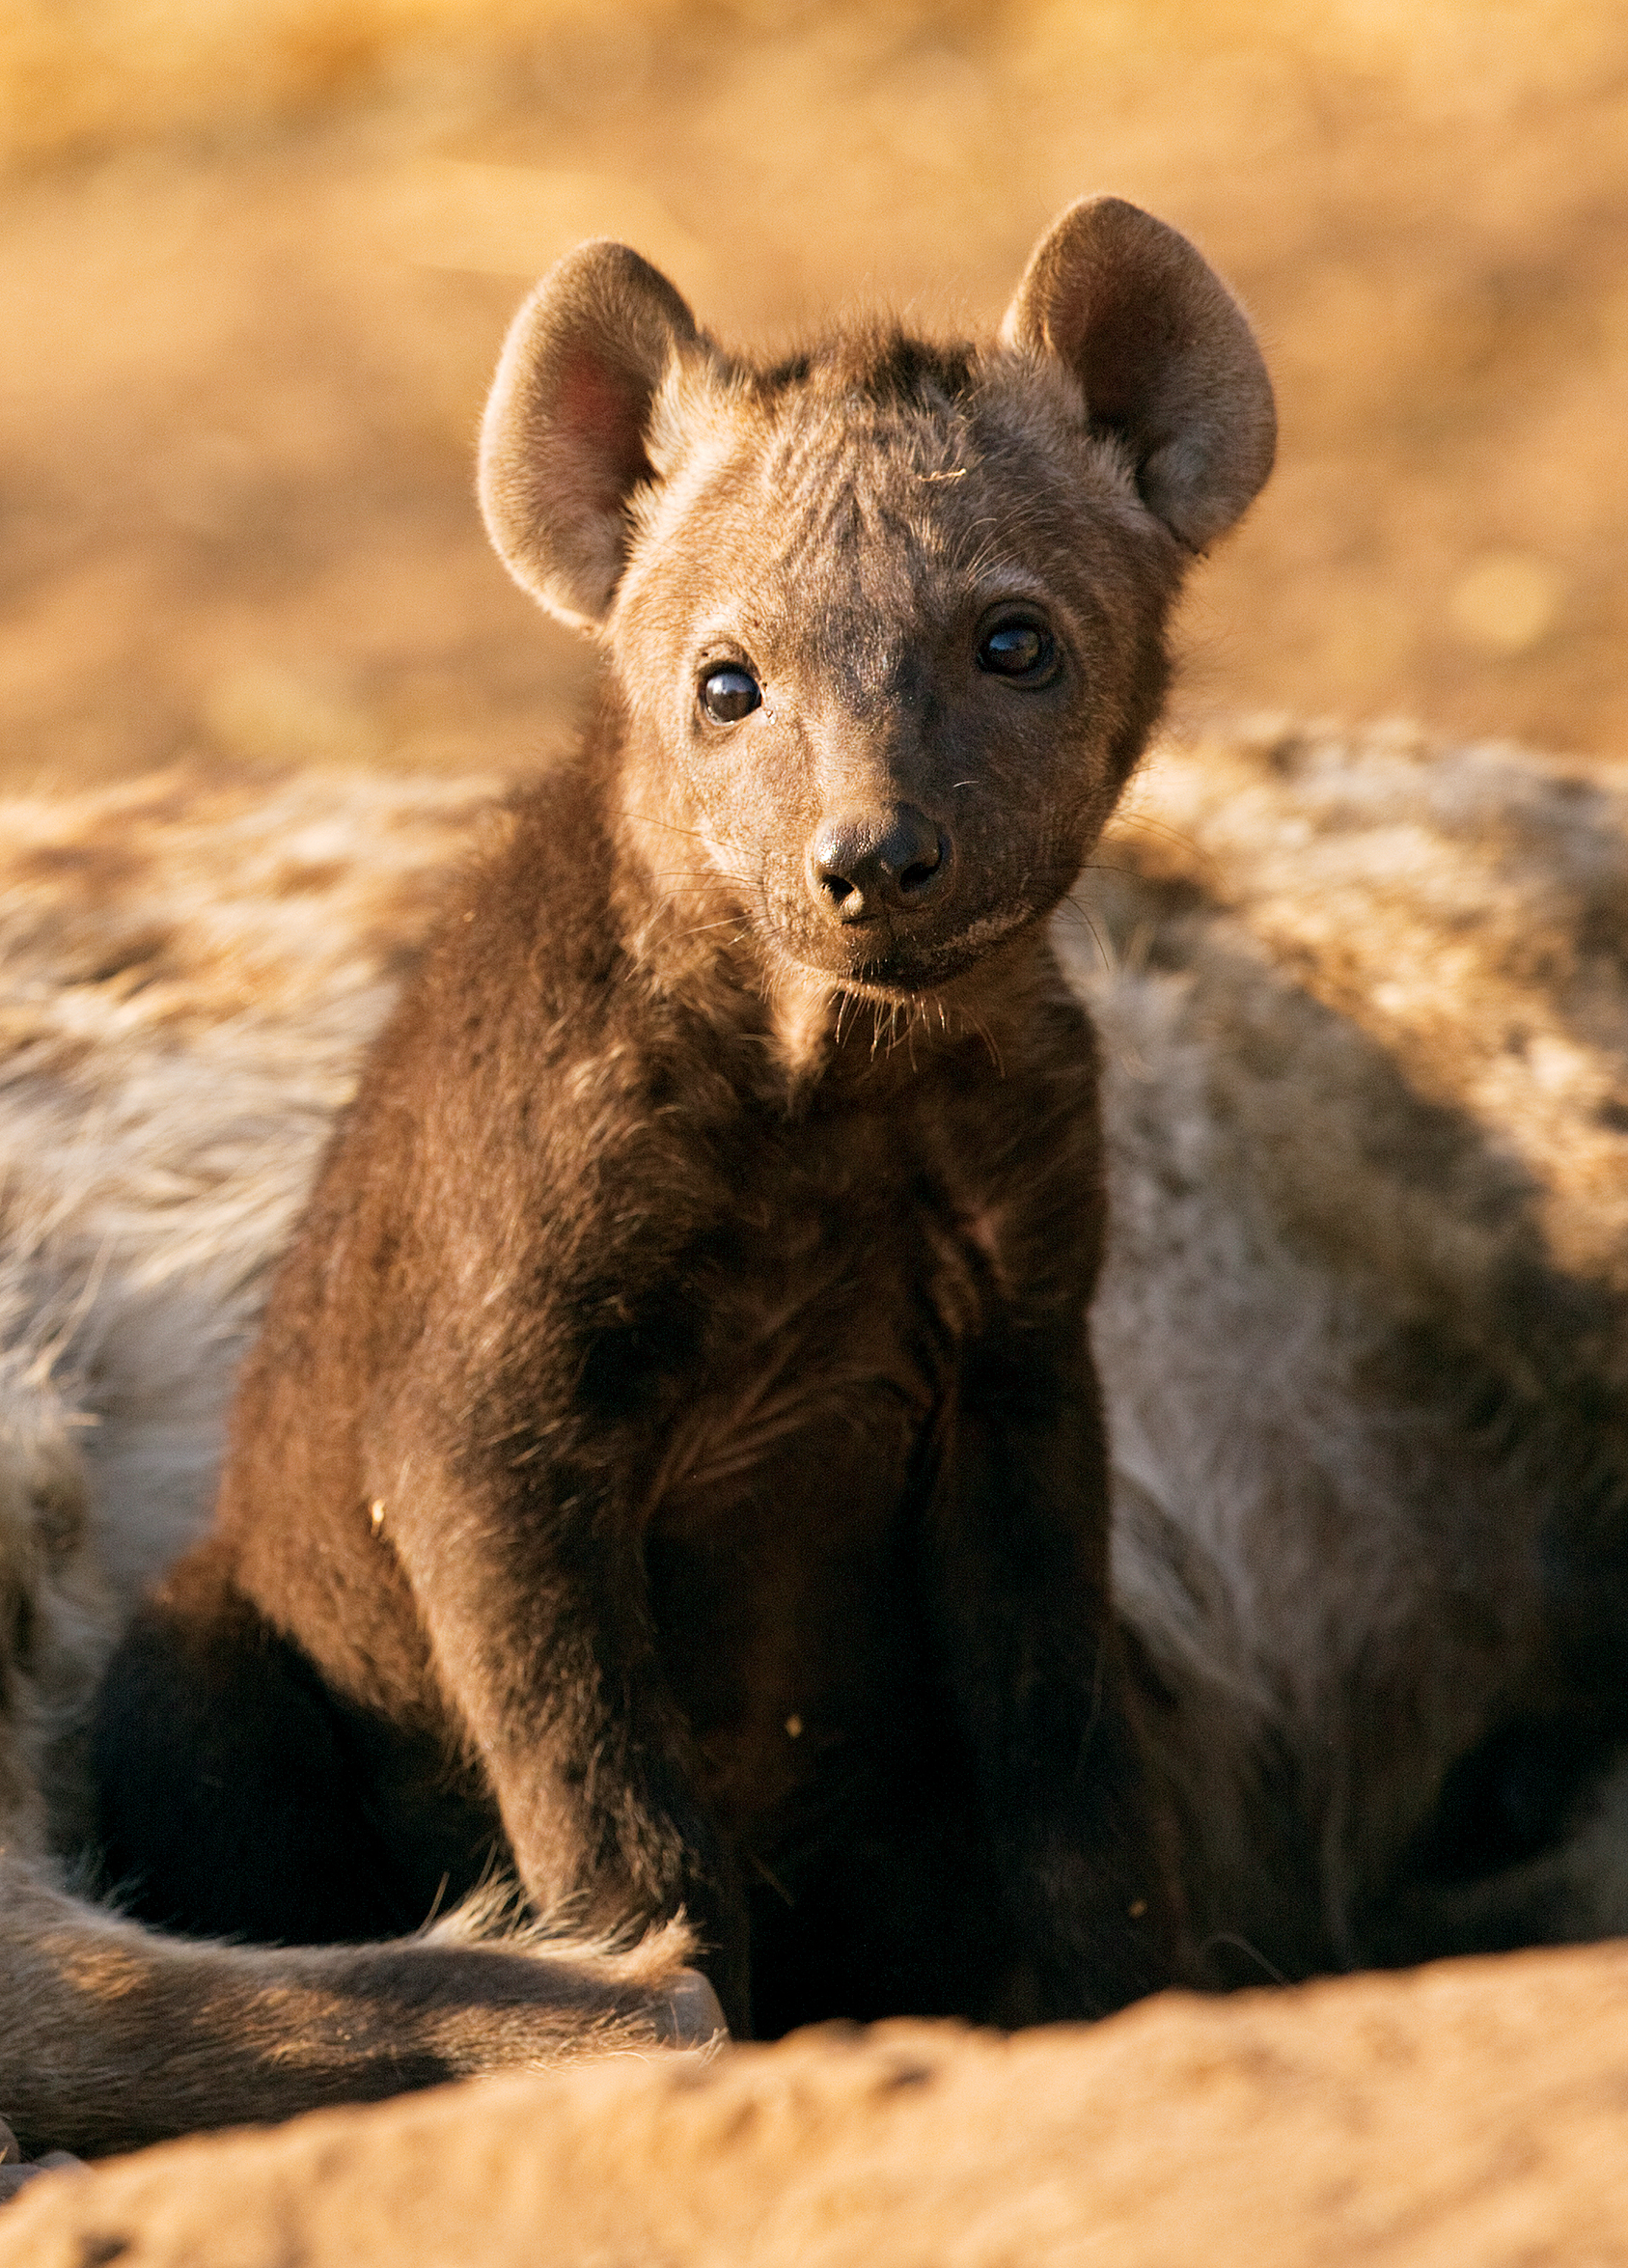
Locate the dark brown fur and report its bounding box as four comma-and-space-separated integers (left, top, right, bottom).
94, 200, 1275, 2033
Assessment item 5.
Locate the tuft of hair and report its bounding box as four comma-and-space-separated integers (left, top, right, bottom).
753, 326, 980, 412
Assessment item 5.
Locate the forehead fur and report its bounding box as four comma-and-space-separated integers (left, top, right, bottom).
654, 317, 1127, 486
624, 318, 1144, 662
755, 326, 982, 410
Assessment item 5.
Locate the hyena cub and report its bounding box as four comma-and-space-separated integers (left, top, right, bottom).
96, 198, 1274, 2033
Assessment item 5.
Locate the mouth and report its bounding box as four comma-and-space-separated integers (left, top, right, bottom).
784, 899, 1039, 1001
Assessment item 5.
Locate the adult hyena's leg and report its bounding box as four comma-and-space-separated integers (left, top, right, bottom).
0, 1853, 720, 2161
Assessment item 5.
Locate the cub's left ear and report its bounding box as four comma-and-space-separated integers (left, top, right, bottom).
1002, 196, 1276, 550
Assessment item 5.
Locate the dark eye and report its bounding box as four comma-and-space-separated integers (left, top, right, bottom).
700, 665, 762, 724
977, 617, 1059, 685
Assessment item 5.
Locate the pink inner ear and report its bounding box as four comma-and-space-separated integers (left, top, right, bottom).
558, 348, 655, 512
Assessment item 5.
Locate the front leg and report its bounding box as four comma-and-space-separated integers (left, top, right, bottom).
924, 1324, 1178, 2019
377, 1397, 752, 2033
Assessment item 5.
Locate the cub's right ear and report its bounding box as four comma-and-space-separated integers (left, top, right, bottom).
479, 241, 703, 632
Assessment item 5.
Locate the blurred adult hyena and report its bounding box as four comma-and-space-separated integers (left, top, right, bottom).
1083, 716, 1628, 1983
8, 714, 1628, 2168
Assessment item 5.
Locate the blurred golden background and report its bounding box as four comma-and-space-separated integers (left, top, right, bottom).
3, 0, 1625, 789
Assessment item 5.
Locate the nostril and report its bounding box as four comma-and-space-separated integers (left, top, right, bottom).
808, 819, 872, 921
886, 810, 951, 912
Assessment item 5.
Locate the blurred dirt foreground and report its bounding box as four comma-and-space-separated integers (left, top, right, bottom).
10, 1944, 1628, 2265
3, 0, 1626, 792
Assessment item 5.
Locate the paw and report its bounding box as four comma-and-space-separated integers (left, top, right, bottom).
650, 1966, 728, 2047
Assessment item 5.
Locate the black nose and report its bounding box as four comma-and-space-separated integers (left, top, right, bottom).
808, 804, 952, 924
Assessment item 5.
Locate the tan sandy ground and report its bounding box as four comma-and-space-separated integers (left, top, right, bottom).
2, 0, 1626, 799
5, 1943, 1628, 2265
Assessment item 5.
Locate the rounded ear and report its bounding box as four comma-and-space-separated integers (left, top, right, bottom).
1001, 196, 1276, 551
479, 241, 703, 630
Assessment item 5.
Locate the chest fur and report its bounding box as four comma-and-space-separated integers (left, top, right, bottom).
635, 1085, 1094, 1839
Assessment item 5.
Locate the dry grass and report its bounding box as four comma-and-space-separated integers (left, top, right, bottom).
2, 0, 1625, 788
